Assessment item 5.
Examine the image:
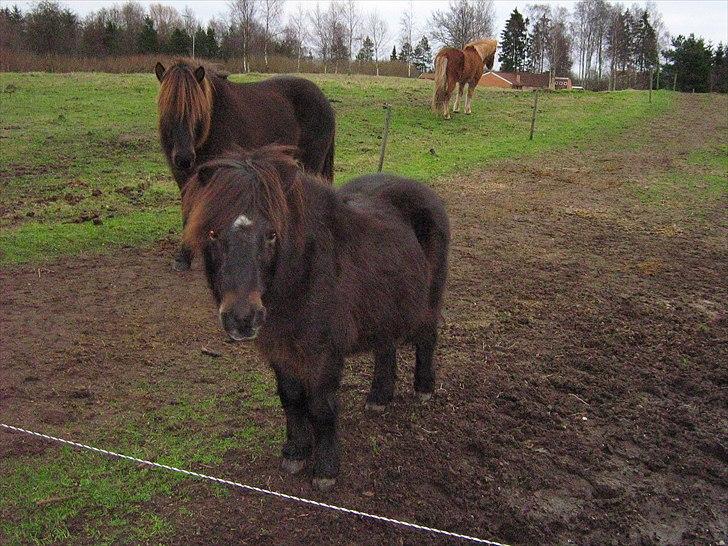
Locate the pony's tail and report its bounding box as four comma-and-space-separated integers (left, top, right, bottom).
431, 54, 449, 114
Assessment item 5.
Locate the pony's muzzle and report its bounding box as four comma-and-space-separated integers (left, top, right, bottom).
219, 305, 266, 342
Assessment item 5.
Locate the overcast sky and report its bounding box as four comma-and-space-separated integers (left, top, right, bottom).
10, 0, 728, 47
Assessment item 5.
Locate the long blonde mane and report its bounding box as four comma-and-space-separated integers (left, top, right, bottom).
465, 38, 497, 65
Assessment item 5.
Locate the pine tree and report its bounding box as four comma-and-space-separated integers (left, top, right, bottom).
412, 36, 432, 72
663, 34, 714, 92
399, 42, 413, 63
714, 43, 728, 92
499, 8, 529, 72
206, 27, 219, 59
137, 16, 158, 54
390, 45, 397, 61
168, 28, 191, 56
356, 36, 374, 62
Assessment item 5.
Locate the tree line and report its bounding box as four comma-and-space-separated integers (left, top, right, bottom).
0, 0, 725, 92
497, 0, 726, 92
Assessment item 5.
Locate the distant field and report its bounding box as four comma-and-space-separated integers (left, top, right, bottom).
0, 72, 672, 263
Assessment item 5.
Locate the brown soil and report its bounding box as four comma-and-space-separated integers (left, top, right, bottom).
1, 94, 726, 546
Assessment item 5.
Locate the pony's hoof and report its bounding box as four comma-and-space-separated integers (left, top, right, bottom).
465, 111, 472, 115
313, 477, 336, 491
365, 401, 387, 413
416, 391, 433, 403
281, 458, 306, 475
172, 258, 191, 272
444, 115, 451, 120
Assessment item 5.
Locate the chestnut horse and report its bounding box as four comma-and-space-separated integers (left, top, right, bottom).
432, 38, 497, 119
155, 59, 336, 270
182, 145, 450, 489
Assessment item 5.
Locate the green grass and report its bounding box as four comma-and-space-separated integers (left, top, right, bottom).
634, 143, 728, 210
0, 362, 280, 545
0, 72, 672, 264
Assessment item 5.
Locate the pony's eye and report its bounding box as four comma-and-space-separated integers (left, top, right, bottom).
265, 230, 277, 245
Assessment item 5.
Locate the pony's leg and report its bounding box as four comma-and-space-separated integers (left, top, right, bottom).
452, 83, 464, 113
275, 367, 312, 474
365, 343, 397, 412
414, 324, 438, 401
465, 83, 476, 115
307, 356, 342, 490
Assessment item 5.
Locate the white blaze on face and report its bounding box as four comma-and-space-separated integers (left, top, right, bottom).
234, 214, 253, 229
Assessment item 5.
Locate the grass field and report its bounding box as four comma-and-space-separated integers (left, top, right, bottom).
0, 72, 672, 264
3, 74, 726, 546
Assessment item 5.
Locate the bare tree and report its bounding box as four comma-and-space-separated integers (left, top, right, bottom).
308, 2, 330, 71
261, 0, 284, 70
149, 3, 182, 45
228, 0, 259, 72
119, 1, 146, 54
341, 0, 361, 74
288, 2, 309, 72
400, 1, 415, 77
367, 9, 389, 76
431, 0, 495, 49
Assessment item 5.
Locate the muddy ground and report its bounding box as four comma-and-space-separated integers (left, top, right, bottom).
1, 94, 726, 545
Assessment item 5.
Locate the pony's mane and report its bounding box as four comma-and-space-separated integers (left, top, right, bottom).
158, 59, 215, 147
464, 38, 497, 65
182, 145, 305, 252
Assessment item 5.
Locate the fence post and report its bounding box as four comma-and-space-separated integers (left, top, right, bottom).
529, 90, 539, 141
649, 67, 653, 103
378, 104, 393, 172
673, 73, 677, 91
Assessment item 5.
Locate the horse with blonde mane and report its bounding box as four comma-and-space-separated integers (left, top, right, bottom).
431, 38, 497, 119
155, 59, 335, 270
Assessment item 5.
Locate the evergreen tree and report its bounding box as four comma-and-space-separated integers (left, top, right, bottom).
390, 45, 397, 61
399, 42, 413, 63
194, 26, 207, 57
205, 27, 219, 58
137, 16, 158, 54
499, 8, 529, 72
356, 36, 374, 62
714, 43, 728, 92
412, 36, 432, 72
102, 20, 120, 55
168, 27, 191, 56
634, 11, 658, 71
663, 34, 714, 92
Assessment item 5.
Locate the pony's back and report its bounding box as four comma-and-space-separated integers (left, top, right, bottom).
340, 174, 450, 310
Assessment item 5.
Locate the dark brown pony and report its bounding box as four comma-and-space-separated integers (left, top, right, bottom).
183, 145, 450, 490
155, 59, 336, 270
432, 38, 497, 119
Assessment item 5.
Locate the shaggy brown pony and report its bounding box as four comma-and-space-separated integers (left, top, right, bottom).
432, 38, 497, 119
183, 145, 450, 490
155, 59, 336, 270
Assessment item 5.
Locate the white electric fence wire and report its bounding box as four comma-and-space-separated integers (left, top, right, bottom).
1, 423, 509, 545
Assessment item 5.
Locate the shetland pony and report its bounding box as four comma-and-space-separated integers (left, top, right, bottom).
432, 38, 497, 119
155, 59, 336, 270
182, 146, 450, 489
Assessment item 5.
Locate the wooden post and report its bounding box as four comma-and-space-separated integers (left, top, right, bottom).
529, 90, 539, 141
378, 104, 393, 172
649, 67, 653, 103
673, 73, 677, 91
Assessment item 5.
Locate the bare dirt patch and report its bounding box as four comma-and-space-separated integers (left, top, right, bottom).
1, 94, 726, 545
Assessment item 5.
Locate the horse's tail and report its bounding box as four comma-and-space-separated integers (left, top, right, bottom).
431, 53, 449, 114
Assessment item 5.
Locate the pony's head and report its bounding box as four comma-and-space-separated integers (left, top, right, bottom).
155, 60, 214, 175
182, 145, 303, 342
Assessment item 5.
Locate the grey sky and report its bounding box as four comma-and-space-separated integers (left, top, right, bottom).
10, 0, 728, 48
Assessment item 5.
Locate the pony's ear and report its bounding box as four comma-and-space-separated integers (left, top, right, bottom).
194, 66, 205, 84
155, 62, 166, 82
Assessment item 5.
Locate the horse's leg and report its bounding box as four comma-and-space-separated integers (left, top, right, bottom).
414, 323, 438, 401
274, 367, 311, 475
365, 343, 397, 412
452, 82, 464, 113
307, 355, 342, 490
465, 83, 476, 115
444, 79, 457, 120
